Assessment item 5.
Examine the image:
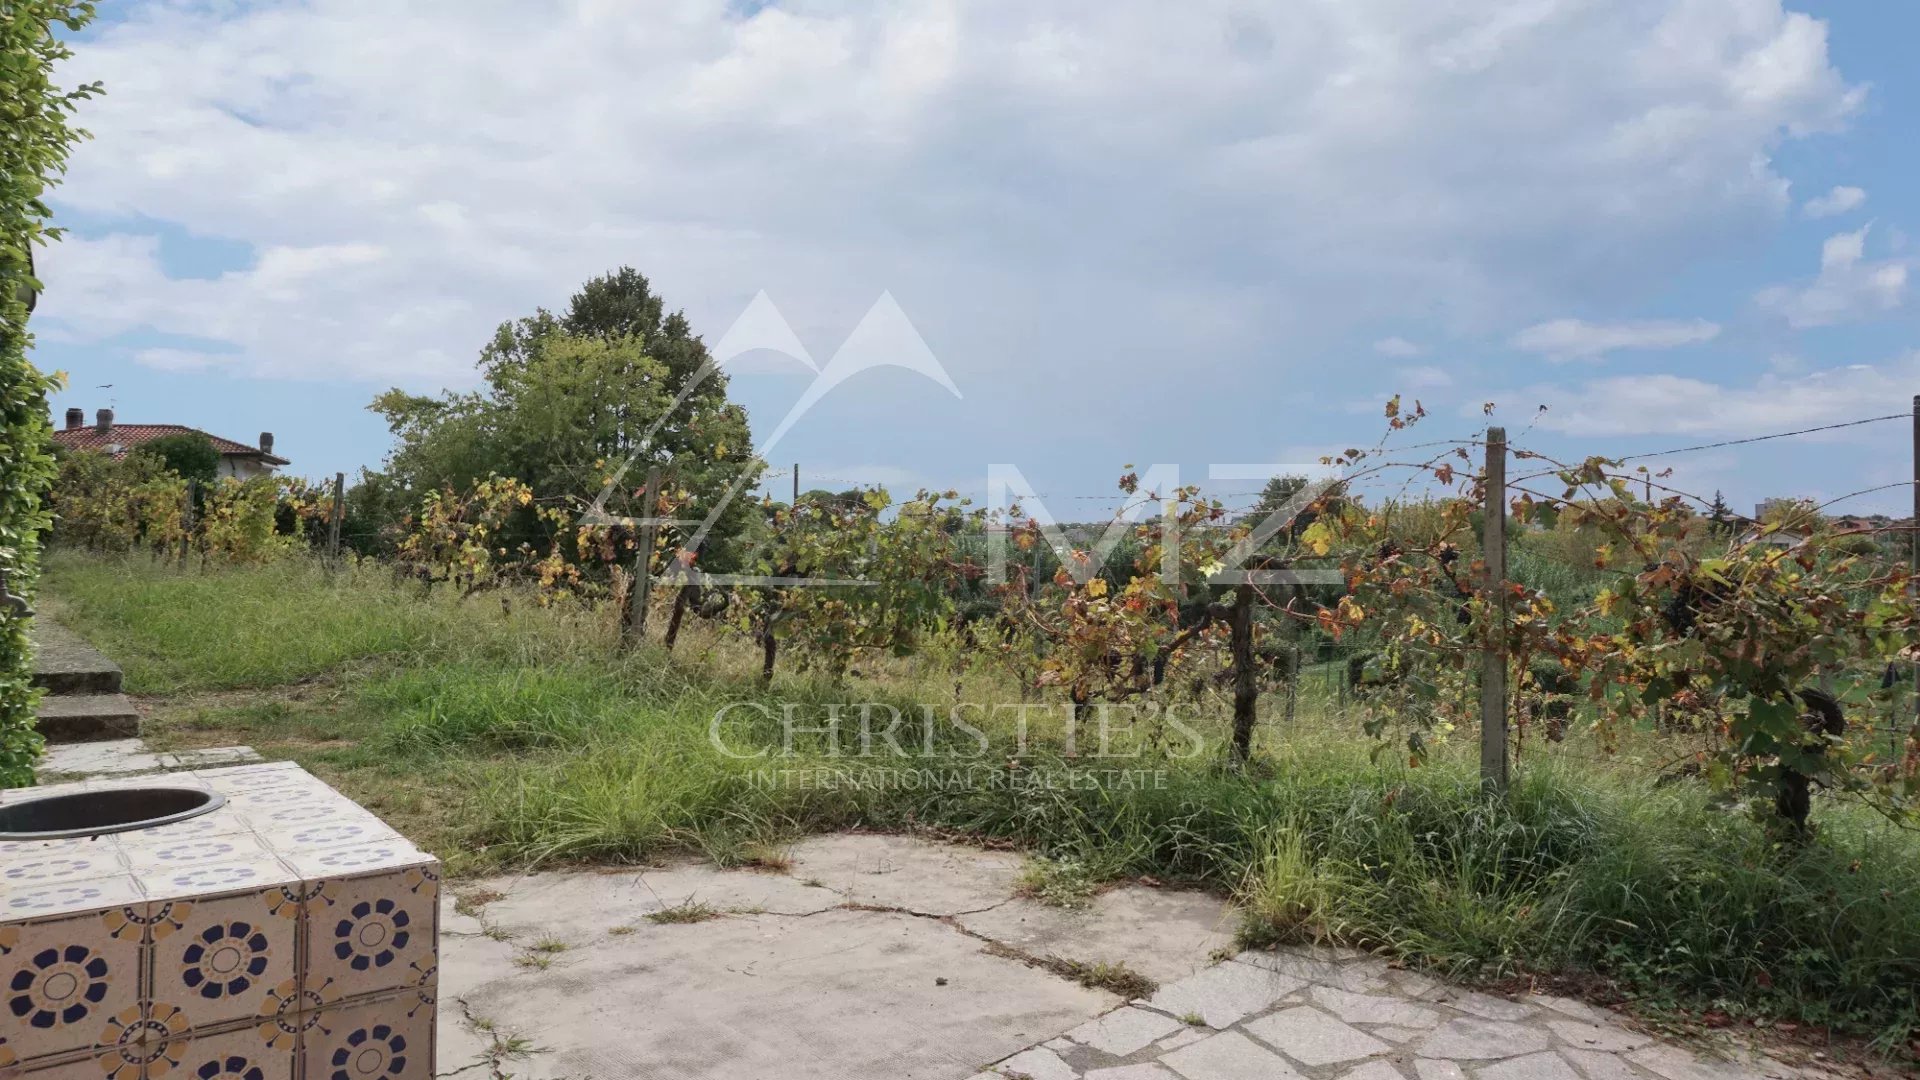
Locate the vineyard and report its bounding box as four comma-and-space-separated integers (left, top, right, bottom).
35, 397, 1920, 1048
47, 398, 1920, 831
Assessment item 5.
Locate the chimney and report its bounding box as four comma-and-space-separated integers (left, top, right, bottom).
95, 408, 113, 434
64, 407, 83, 430
259, 432, 274, 455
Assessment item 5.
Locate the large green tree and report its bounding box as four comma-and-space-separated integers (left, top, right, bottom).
137, 430, 220, 483
366, 269, 760, 567
2, 1, 99, 785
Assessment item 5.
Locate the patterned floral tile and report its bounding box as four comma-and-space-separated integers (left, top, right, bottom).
236, 799, 377, 836
147, 890, 297, 1031
123, 834, 279, 877
2, 876, 146, 923
2, 1049, 118, 1079
192, 762, 303, 786
84, 774, 215, 793
251, 818, 398, 863
154, 1013, 296, 1080
144, 854, 301, 902
0, 835, 120, 862
8, 777, 88, 802
254, 975, 338, 1058
299, 990, 434, 1080
301, 866, 439, 1002
109, 805, 254, 849
277, 841, 429, 882
7, 764, 439, 1079
0, 907, 145, 1066
2, 845, 129, 891
94, 1002, 193, 1080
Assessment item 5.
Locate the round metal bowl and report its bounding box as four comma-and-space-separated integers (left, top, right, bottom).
0, 787, 226, 841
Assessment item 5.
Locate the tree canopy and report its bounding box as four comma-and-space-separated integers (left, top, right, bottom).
364, 268, 761, 566
137, 430, 220, 483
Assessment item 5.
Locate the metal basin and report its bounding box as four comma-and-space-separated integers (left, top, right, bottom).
0, 787, 225, 841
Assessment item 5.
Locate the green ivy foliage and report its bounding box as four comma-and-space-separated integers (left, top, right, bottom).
2, 2, 100, 786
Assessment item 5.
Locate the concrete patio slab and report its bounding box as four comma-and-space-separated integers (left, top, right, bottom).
438, 835, 1244, 1080
445, 904, 1112, 1079
785, 832, 1023, 915
438, 834, 1821, 1080
955, 884, 1235, 987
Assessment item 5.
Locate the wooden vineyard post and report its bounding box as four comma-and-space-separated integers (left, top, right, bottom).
327, 472, 345, 560
179, 480, 198, 566
1480, 426, 1510, 795
623, 466, 662, 646
1229, 582, 1257, 763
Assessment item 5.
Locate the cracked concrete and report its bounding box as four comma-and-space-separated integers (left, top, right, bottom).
436, 834, 1226, 1079
432, 833, 1831, 1080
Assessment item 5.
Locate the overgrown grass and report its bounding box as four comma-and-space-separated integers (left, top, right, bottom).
38, 552, 1920, 1046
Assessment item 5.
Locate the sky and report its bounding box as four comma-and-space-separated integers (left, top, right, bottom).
28, 0, 1920, 520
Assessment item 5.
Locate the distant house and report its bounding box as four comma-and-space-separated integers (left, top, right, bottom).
1735, 526, 1806, 549
50, 408, 288, 480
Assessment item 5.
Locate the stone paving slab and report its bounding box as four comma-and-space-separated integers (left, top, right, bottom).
28, 618, 123, 694
35, 737, 260, 778
33, 691, 140, 741
977, 948, 1809, 1080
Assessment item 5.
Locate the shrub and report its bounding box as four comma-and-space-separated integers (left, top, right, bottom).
1, 1, 101, 786
134, 431, 219, 484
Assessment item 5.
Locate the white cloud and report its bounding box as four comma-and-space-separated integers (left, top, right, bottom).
1374, 337, 1425, 358
134, 348, 227, 373
34, 0, 1862, 394
1393, 365, 1453, 390
1755, 225, 1908, 328
1524, 352, 1920, 437
1803, 185, 1866, 218
1509, 318, 1721, 361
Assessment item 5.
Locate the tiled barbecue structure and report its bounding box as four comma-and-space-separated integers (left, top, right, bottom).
1, 763, 438, 1080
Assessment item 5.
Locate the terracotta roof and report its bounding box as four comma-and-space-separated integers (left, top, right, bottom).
50, 424, 289, 466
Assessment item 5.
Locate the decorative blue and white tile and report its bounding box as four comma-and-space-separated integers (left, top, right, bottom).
278, 842, 428, 883
0, 908, 145, 1066
192, 762, 302, 788
148, 856, 300, 903
1, 876, 146, 922
301, 868, 437, 1002
253, 975, 336, 1056
94, 1002, 192, 1080
0, 835, 119, 862
124, 834, 280, 877
238, 800, 377, 836
224, 776, 318, 810
147, 891, 296, 1031
252, 817, 397, 862
113, 804, 253, 847
1, 847, 129, 891
157, 1019, 296, 1080
299, 990, 434, 1080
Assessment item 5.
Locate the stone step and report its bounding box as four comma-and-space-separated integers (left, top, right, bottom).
29, 620, 124, 695
35, 693, 141, 743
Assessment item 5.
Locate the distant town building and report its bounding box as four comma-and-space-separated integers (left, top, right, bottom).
50, 407, 287, 480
